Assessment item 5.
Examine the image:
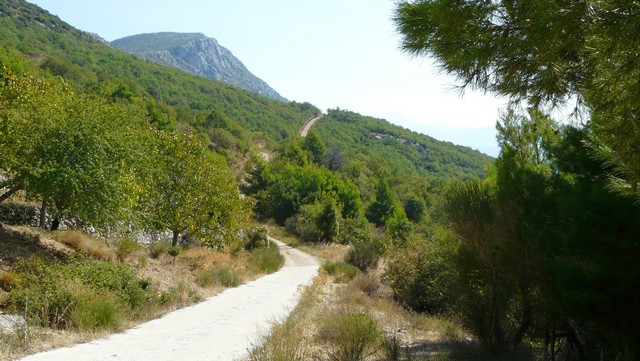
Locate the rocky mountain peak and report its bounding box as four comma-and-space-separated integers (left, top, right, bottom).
111, 32, 286, 102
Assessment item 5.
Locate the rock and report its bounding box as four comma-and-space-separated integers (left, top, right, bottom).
0, 315, 27, 334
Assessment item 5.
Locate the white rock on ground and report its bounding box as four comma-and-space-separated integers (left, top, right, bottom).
20, 239, 318, 361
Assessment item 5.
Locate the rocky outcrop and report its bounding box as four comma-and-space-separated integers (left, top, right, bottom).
112, 33, 287, 102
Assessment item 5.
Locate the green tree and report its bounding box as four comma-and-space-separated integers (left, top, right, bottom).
301, 130, 326, 165
403, 195, 426, 223
0, 71, 147, 228
365, 178, 404, 227
394, 0, 640, 197
143, 131, 249, 247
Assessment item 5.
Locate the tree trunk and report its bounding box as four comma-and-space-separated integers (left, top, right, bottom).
172, 229, 180, 247
39, 197, 48, 229
51, 217, 60, 231
0, 186, 20, 204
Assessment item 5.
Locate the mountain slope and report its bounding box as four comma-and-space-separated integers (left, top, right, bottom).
1, 0, 490, 182
112, 32, 287, 102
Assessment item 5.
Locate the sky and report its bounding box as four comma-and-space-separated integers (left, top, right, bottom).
27, 0, 507, 155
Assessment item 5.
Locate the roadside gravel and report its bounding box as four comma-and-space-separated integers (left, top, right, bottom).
20, 239, 318, 361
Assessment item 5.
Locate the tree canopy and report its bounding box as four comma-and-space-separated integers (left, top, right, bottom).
394, 0, 640, 196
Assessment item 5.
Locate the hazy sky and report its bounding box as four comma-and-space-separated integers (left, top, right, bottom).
27, 0, 506, 154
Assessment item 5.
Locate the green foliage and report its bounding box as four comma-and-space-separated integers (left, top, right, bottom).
321, 261, 359, 283
248, 245, 284, 274
9, 257, 154, 330
403, 195, 426, 223
196, 267, 241, 288
142, 131, 249, 248
244, 225, 270, 251
315, 109, 491, 181
301, 130, 326, 165
319, 309, 382, 361
255, 162, 363, 225
394, 0, 640, 199
366, 178, 405, 227
383, 233, 454, 315
345, 239, 381, 272
0, 71, 149, 226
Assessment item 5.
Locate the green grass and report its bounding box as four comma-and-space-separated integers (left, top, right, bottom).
248, 245, 284, 274
196, 267, 241, 288
322, 261, 359, 283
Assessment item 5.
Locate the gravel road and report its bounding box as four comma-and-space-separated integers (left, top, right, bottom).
300, 114, 324, 137
20, 239, 319, 361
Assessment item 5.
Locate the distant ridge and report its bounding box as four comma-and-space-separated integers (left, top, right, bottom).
112, 32, 287, 102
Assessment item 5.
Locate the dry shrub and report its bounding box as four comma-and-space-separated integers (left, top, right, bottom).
351, 273, 380, 297
54, 230, 116, 261
179, 246, 235, 271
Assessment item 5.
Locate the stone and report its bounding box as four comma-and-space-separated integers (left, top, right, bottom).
0, 315, 27, 334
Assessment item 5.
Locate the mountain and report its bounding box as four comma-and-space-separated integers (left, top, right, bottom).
0, 0, 490, 182
111, 32, 287, 102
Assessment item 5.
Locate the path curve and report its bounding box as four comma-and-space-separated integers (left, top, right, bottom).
300, 113, 324, 137
21, 239, 319, 361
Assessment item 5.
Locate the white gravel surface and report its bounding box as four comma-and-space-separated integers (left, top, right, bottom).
20, 239, 318, 361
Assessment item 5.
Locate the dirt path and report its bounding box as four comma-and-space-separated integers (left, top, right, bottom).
300, 113, 324, 137
20, 240, 319, 361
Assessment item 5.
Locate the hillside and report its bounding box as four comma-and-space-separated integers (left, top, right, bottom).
112, 32, 287, 102
0, 0, 317, 152
0, 0, 490, 182
316, 109, 492, 181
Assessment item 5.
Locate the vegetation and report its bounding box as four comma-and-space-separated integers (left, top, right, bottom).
391, 2, 640, 359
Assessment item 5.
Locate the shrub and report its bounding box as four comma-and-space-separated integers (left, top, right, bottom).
54, 230, 116, 261
149, 241, 169, 259
159, 282, 200, 307
0, 272, 19, 291
319, 309, 382, 361
9, 257, 153, 329
248, 245, 284, 274
322, 261, 359, 283
244, 225, 269, 251
383, 236, 454, 314
196, 267, 241, 288
116, 237, 144, 259
345, 239, 381, 272
351, 273, 379, 297
67, 283, 119, 330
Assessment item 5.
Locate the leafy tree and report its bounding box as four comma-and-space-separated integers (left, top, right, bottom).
0, 71, 147, 228
143, 131, 249, 247
255, 163, 363, 225
301, 130, 326, 165
316, 198, 340, 243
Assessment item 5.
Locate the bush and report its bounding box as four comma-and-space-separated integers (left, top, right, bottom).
54, 230, 116, 261
67, 283, 119, 330
248, 244, 284, 274
149, 241, 169, 259
319, 309, 382, 361
9, 257, 153, 329
345, 239, 381, 272
244, 225, 269, 251
351, 273, 379, 297
116, 237, 145, 259
322, 261, 359, 283
196, 267, 241, 288
383, 235, 454, 314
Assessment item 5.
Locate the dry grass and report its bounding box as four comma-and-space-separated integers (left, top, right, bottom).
248, 242, 472, 361
53, 230, 116, 261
